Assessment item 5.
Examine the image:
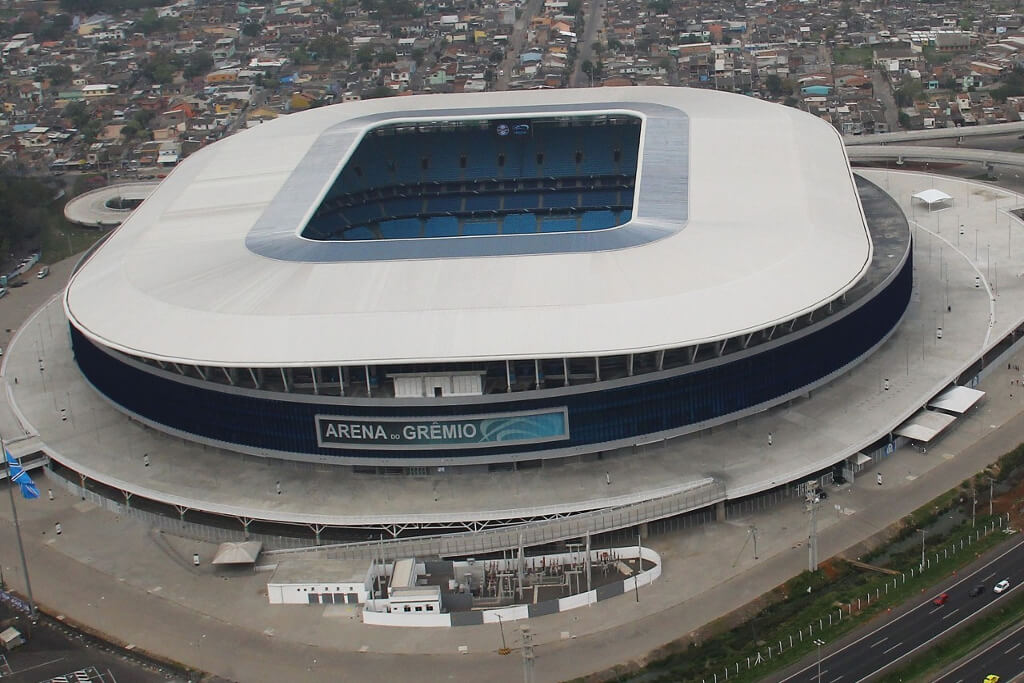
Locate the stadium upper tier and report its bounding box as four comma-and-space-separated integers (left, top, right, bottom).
65, 88, 870, 371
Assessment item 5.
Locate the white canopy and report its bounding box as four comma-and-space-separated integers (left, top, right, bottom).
894, 410, 957, 442
212, 540, 263, 565
912, 189, 953, 209
928, 385, 985, 414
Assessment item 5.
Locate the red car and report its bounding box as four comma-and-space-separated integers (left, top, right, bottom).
932, 592, 949, 606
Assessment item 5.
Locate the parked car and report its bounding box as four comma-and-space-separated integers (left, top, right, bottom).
969, 584, 985, 597
0, 287, 7, 299
37, 266, 49, 279
932, 592, 949, 606
984, 675, 1000, 683
993, 579, 1010, 594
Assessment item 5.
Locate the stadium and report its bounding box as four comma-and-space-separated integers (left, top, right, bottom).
62, 86, 911, 472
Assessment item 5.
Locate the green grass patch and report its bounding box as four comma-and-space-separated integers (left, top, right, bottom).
633, 506, 1010, 682
877, 584, 1024, 682
832, 47, 873, 66
40, 223, 108, 263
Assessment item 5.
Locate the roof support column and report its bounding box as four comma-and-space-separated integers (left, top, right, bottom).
174, 504, 190, 521
338, 366, 345, 396
506, 360, 512, 392
594, 357, 600, 382
656, 349, 665, 370
689, 344, 699, 364
221, 367, 234, 385
311, 367, 319, 395
365, 366, 372, 398
534, 359, 541, 389
194, 365, 207, 380
627, 354, 634, 376
280, 367, 289, 392
248, 367, 260, 389
563, 358, 569, 386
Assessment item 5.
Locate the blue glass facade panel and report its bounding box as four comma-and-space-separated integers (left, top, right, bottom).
71, 253, 910, 462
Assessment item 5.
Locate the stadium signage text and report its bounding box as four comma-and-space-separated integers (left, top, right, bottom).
315, 409, 569, 450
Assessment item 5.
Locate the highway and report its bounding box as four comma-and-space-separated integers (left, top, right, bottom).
776, 533, 1024, 683
935, 620, 1024, 683
848, 145, 1024, 168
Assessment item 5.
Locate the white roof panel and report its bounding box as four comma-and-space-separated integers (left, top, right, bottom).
895, 410, 957, 442
928, 386, 985, 414
65, 87, 872, 367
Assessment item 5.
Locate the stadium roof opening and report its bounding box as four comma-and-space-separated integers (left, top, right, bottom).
302, 115, 643, 242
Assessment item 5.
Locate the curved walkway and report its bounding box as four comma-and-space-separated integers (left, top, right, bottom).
63, 182, 159, 227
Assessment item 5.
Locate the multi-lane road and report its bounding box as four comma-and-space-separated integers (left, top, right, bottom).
936, 620, 1024, 683
776, 533, 1024, 683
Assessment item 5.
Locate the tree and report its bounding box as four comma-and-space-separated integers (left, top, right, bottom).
241, 21, 262, 37
893, 77, 923, 107
411, 48, 425, 67
40, 64, 74, 86
363, 85, 394, 99
63, 101, 92, 129
356, 45, 374, 69
765, 74, 784, 96
183, 50, 213, 80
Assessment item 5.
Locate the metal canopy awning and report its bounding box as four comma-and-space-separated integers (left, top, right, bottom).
849, 453, 873, 466
212, 540, 263, 565
912, 188, 953, 210
928, 386, 985, 414
894, 410, 957, 442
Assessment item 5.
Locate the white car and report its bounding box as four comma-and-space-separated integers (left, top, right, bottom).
994, 579, 1010, 594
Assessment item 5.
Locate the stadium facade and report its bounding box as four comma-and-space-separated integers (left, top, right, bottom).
65, 87, 912, 468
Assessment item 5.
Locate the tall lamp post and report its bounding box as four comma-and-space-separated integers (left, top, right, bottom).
814, 638, 825, 682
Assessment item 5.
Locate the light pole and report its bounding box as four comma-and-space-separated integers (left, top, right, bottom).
988, 477, 995, 517
497, 613, 510, 655
814, 638, 825, 682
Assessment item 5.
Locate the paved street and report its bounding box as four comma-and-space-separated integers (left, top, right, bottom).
935, 620, 1024, 683
777, 535, 1024, 682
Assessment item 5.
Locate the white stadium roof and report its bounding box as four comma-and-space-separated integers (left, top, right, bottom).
66, 87, 872, 367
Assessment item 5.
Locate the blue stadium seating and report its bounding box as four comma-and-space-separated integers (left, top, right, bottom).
427, 196, 462, 213
542, 191, 579, 209
382, 198, 423, 218
619, 209, 633, 223
580, 210, 617, 231
502, 214, 537, 234
539, 217, 578, 233
424, 216, 460, 237
343, 226, 376, 240
462, 220, 499, 235
379, 218, 422, 239
581, 190, 621, 207
503, 192, 540, 210
464, 194, 501, 212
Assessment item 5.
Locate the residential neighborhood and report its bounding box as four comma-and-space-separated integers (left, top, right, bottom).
3, 0, 1024, 175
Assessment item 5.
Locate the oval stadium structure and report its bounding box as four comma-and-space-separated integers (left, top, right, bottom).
64, 87, 912, 467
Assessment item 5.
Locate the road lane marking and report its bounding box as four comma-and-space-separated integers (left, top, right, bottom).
928, 606, 944, 615
983, 572, 996, 581
1006, 642, 1021, 653
829, 677, 843, 683
943, 608, 960, 620
883, 642, 903, 655
870, 637, 888, 648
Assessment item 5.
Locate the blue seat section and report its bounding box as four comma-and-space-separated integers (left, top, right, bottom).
580, 210, 617, 231
504, 192, 540, 210
619, 209, 633, 223
427, 196, 462, 213
502, 214, 537, 234
343, 225, 376, 240
381, 198, 423, 218
341, 203, 382, 226
306, 121, 643, 241
378, 218, 422, 239
580, 190, 620, 207
424, 216, 460, 237
540, 217, 578, 233
542, 191, 578, 209
462, 220, 499, 235
464, 194, 501, 212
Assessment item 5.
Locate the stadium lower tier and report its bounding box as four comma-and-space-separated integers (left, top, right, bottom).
69, 250, 911, 467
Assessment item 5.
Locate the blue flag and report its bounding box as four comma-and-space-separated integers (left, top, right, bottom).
5, 450, 39, 500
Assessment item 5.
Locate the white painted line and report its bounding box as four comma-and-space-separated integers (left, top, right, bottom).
1006, 642, 1021, 653
779, 535, 1024, 683
933, 605, 1024, 681
870, 637, 889, 648
928, 606, 944, 615
983, 572, 996, 581
830, 676, 843, 683
942, 608, 960, 620
883, 642, 903, 655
